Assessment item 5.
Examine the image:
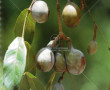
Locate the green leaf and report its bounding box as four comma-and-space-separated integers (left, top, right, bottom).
0, 61, 3, 88
25, 41, 36, 75
0, 62, 6, 90
46, 72, 56, 90
3, 37, 27, 90
14, 9, 36, 44
0, 86, 6, 90
19, 72, 45, 90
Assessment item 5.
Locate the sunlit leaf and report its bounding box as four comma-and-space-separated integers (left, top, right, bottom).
25, 41, 36, 75
14, 9, 36, 44
0, 86, 6, 90
3, 37, 27, 90
19, 72, 45, 90
46, 72, 56, 90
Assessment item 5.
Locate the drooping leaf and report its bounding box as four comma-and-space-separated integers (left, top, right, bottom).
3, 37, 27, 90
14, 9, 36, 44
19, 72, 45, 90
25, 41, 36, 75
46, 72, 56, 90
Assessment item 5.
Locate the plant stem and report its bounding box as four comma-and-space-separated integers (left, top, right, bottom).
60, 39, 68, 70
51, 33, 72, 48
46, 72, 56, 90
57, 0, 63, 34
51, 0, 73, 51
80, 0, 85, 10
93, 23, 97, 41
51, 35, 60, 47
84, 1, 110, 49
22, 11, 30, 38
58, 71, 66, 83
67, 72, 78, 90
84, 2, 95, 24
22, 0, 35, 38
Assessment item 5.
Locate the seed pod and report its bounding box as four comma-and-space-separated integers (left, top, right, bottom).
54, 53, 66, 72
47, 40, 54, 48
88, 40, 97, 55
31, 0, 49, 23
53, 82, 65, 90
35, 47, 54, 72
67, 46, 86, 75
62, 2, 81, 28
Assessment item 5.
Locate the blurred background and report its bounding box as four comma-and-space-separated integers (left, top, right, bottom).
1, 0, 110, 89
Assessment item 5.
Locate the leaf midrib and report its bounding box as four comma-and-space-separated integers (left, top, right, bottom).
13, 38, 22, 85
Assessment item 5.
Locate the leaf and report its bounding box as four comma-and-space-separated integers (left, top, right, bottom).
25, 41, 36, 75
14, 9, 36, 44
0, 62, 6, 90
3, 37, 27, 90
0, 61, 3, 88
46, 72, 56, 90
0, 86, 6, 90
19, 72, 45, 90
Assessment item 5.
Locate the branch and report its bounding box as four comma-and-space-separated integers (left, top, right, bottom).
22, 0, 35, 38
57, 0, 63, 33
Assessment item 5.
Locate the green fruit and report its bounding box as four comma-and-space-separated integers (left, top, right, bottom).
88, 40, 97, 55
53, 82, 65, 90
54, 53, 66, 72
62, 2, 81, 28
31, 0, 49, 23
35, 47, 54, 72
67, 46, 86, 75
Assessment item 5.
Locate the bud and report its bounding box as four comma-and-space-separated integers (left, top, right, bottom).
62, 2, 81, 28
35, 47, 54, 72
31, 0, 49, 23
88, 40, 97, 55
67, 46, 86, 75
53, 82, 65, 90
54, 53, 66, 72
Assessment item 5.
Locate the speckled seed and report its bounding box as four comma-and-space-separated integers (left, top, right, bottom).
54, 53, 66, 73
62, 2, 81, 28
35, 47, 54, 72
67, 46, 86, 75
88, 40, 97, 55
31, 0, 49, 23
53, 82, 65, 90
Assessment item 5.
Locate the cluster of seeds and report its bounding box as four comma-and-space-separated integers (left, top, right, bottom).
35, 38, 86, 89
35, 40, 86, 74
30, 0, 99, 89
31, 0, 81, 28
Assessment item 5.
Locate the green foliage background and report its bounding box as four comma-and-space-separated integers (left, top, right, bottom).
1, 0, 110, 89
